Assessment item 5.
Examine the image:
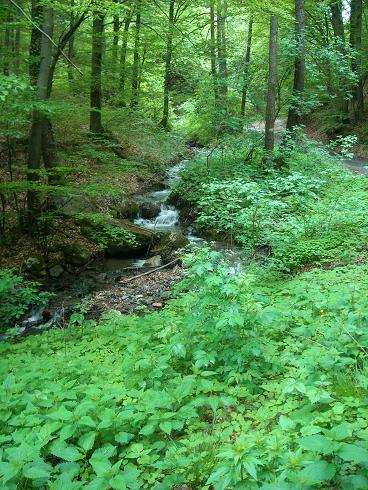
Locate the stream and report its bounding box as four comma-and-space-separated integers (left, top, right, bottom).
13, 154, 209, 338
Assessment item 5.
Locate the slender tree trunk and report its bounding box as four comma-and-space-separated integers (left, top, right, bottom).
29, 0, 43, 86
217, 0, 228, 102
160, 0, 175, 129
90, 10, 105, 134
13, 25, 21, 75
67, 0, 75, 81
286, 0, 305, 131
119, 12, 132, 105
27, 6, 54, 225
240, 17, 253, 116
265, 15, 278, 152
330, 0, 349, 115
3, 18, 11, 76
350, 0, 364, 122
131, 0, 142, 108
112, 15, 120, 73
138, 44, 146, 91
210, 0, 218, 103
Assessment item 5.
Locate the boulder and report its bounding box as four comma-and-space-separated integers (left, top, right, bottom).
140, 202, 161, 220
117, 199, 140, 220
106, 220, 161, 257
144, 255, 162, 268
153, 232, 189, 259
24, 257, 47, 278
61, 243, 92, 266
49, 265, 64, 279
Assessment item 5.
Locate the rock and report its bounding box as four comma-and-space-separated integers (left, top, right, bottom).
152, 303, 163, 308
144, 255, 162, 268
24, 257, 47, 278
106, 220, 161, 257
140, 202, 161, 219
49, 265, 64, 279
61, 243, 92, 266
153, 232, 189, 259
117, 199, 140, 220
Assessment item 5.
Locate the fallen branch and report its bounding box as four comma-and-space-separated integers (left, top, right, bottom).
120, 258, 181, 283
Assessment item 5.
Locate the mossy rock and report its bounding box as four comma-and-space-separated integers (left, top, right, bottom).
24, 257, 47, 278
106, 220, 161, 257
116, 199, 140, 220
60, 243, 93, 266
153, 232, 189, 259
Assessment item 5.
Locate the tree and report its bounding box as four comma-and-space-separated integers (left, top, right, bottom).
240, 17, 253, 117
119, 6, 133, 106
265, 14, 278, 152
90, 7, 105, 134
161, 0, 175, 128
286, 0, 305, 131
130, 0, 142, 108
350, 0, 364, 122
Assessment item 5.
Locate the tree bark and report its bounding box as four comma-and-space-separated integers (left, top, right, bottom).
265, 15, 278, 152
240, 17, 253, 117
27, 6, 54, 224
350, 0, 364, 122
119, 11, 132, 105
210, 0, 218, 103
130, 0, 142, 108
160, 0, 175, 129
67, 0, 75, 81
286, 0, 305, 131
29, 0, 43, 86
112, 14, 120, 73
13, 25, 21, 75
217, 0, 228, 103
3, 9, 12, 76
90, 10, 105, 134
330, 0, 349, 115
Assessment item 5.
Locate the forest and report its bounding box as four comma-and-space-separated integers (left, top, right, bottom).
1, 0, 368, 488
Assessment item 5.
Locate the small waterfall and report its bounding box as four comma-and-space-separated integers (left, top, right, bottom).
135, 204, 179, 231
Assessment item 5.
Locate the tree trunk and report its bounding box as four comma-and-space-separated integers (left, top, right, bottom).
3, 18, 11, 76
240, 17, 253, 116
286, 0, 305, 131
210, 0, 218, 103
265, 15, 278, 152
119, 12, 132, 105
350, 0, 364, 122
27, 6, 54, 225
160, 0, 175, 129
112, 15, 120, 73
67, 0, 75, 81
130, 0, 142, 108
217, 0, 228, 103
90, 10, 105, 134
13, 25, 21, 75
330, 0, 349, 115
29, 0, 43, 86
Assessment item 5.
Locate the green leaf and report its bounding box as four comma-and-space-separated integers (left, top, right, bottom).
49, 406, 74, 421
0, 461, 20, 483
79, 432, 96, 452
51, 443, 83, 462
109, 475, 127, 490
79, 416, 96, 428
23, 460, 51, 479
159, 421, 172, 435
90, 458, 111, 477
279, 415, 296, 431
297, 461, 336, 485
115, 432, 134, 445
339, 443, 368, 464
299, 435, 337, 454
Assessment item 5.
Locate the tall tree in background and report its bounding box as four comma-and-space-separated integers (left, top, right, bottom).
130, 0, 141, 108
350, 0, 364, 122
119, 6, 132, 106
240, 17, 253, 117
161, 0, 175, 128
112, 13, 120, 73
90, 7, 105, 134
217, 0, 228, 110
265, 14, 278, 152
286, 0, 305, 131
330, 0, 349, 116
67, 0, 75, 82
210, 0, 218, 103
27, 5, 53, 224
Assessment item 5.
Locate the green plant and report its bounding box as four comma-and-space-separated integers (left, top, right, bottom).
0, 269, 51, 329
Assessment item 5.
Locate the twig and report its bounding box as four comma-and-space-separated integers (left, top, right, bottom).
120, 258, 180, 283
8, 0, 83, 75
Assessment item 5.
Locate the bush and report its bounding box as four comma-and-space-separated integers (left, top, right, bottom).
0, 269, 51, 329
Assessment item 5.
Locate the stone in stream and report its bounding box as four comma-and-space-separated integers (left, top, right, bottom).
24, 257, 47, 278
49, 265, 64, 279
144, 255, 162, 268
140, 202, 161, 219
61, 243, 93, 266
117, 199, 140, 220
106, 220, 161, 257
153, 232, 189, 259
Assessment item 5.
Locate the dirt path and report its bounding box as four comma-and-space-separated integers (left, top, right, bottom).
248, 118, 368, 176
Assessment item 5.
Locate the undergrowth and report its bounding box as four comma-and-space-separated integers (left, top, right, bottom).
1, 250, 368, 488
172, 134, 368, 271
